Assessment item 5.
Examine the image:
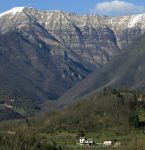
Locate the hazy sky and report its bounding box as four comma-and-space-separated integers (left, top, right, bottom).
0, 0, 145, 16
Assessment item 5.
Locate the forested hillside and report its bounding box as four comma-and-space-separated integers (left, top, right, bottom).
1, 89, 145, 149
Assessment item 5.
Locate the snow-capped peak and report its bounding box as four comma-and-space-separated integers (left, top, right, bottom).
0, 7, 25, 17
128, 14, 145, 28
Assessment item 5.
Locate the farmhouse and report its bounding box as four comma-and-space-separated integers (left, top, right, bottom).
103, 140, 121, 147
79, 137, 94, 146
103, 140, 112, 146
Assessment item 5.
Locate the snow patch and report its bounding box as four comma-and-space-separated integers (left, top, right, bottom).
128, 14, 144, 28
0, 7, 25, 17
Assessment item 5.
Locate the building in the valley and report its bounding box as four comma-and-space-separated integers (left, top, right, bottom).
79, 137, 94, 146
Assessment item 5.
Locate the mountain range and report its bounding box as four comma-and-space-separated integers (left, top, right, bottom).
58, 34, 145, 106
1, 7, 145, 115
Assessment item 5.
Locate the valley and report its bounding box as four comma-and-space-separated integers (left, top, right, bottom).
0, 7, 145, 114
1, 89, 145, 149
1, 6, 145, 150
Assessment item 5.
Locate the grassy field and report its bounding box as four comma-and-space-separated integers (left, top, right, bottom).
36, 130, 145, 150
0, 121, 145, 149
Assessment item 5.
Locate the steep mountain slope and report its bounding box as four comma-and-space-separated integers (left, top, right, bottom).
1, 7, 145, 113
58, 35, 145, 105
0, 8, 96, 103
1, 7, 145, 69
0, 29, 92, 102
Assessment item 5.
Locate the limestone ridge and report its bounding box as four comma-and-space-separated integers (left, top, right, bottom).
0, 7, 145, 104
1, 7, 145, 67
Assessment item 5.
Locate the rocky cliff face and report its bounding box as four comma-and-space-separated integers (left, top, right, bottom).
58, 34, 145, 105
1, 7, 145, 69
0, 7, 145, 103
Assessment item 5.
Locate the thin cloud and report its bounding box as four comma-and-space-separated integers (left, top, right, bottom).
91, 0, 145, 16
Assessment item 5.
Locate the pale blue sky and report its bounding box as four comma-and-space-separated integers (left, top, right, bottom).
0, 0, 145, 16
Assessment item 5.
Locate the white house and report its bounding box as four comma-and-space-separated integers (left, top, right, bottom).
138, 97, 143, 102
79, 137, 94, 146
79, 137, 86, 144
103, 141, 112, 146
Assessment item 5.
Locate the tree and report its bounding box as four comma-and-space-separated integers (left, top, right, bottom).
128, 113, 139, 128
76, 130, 85, 139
